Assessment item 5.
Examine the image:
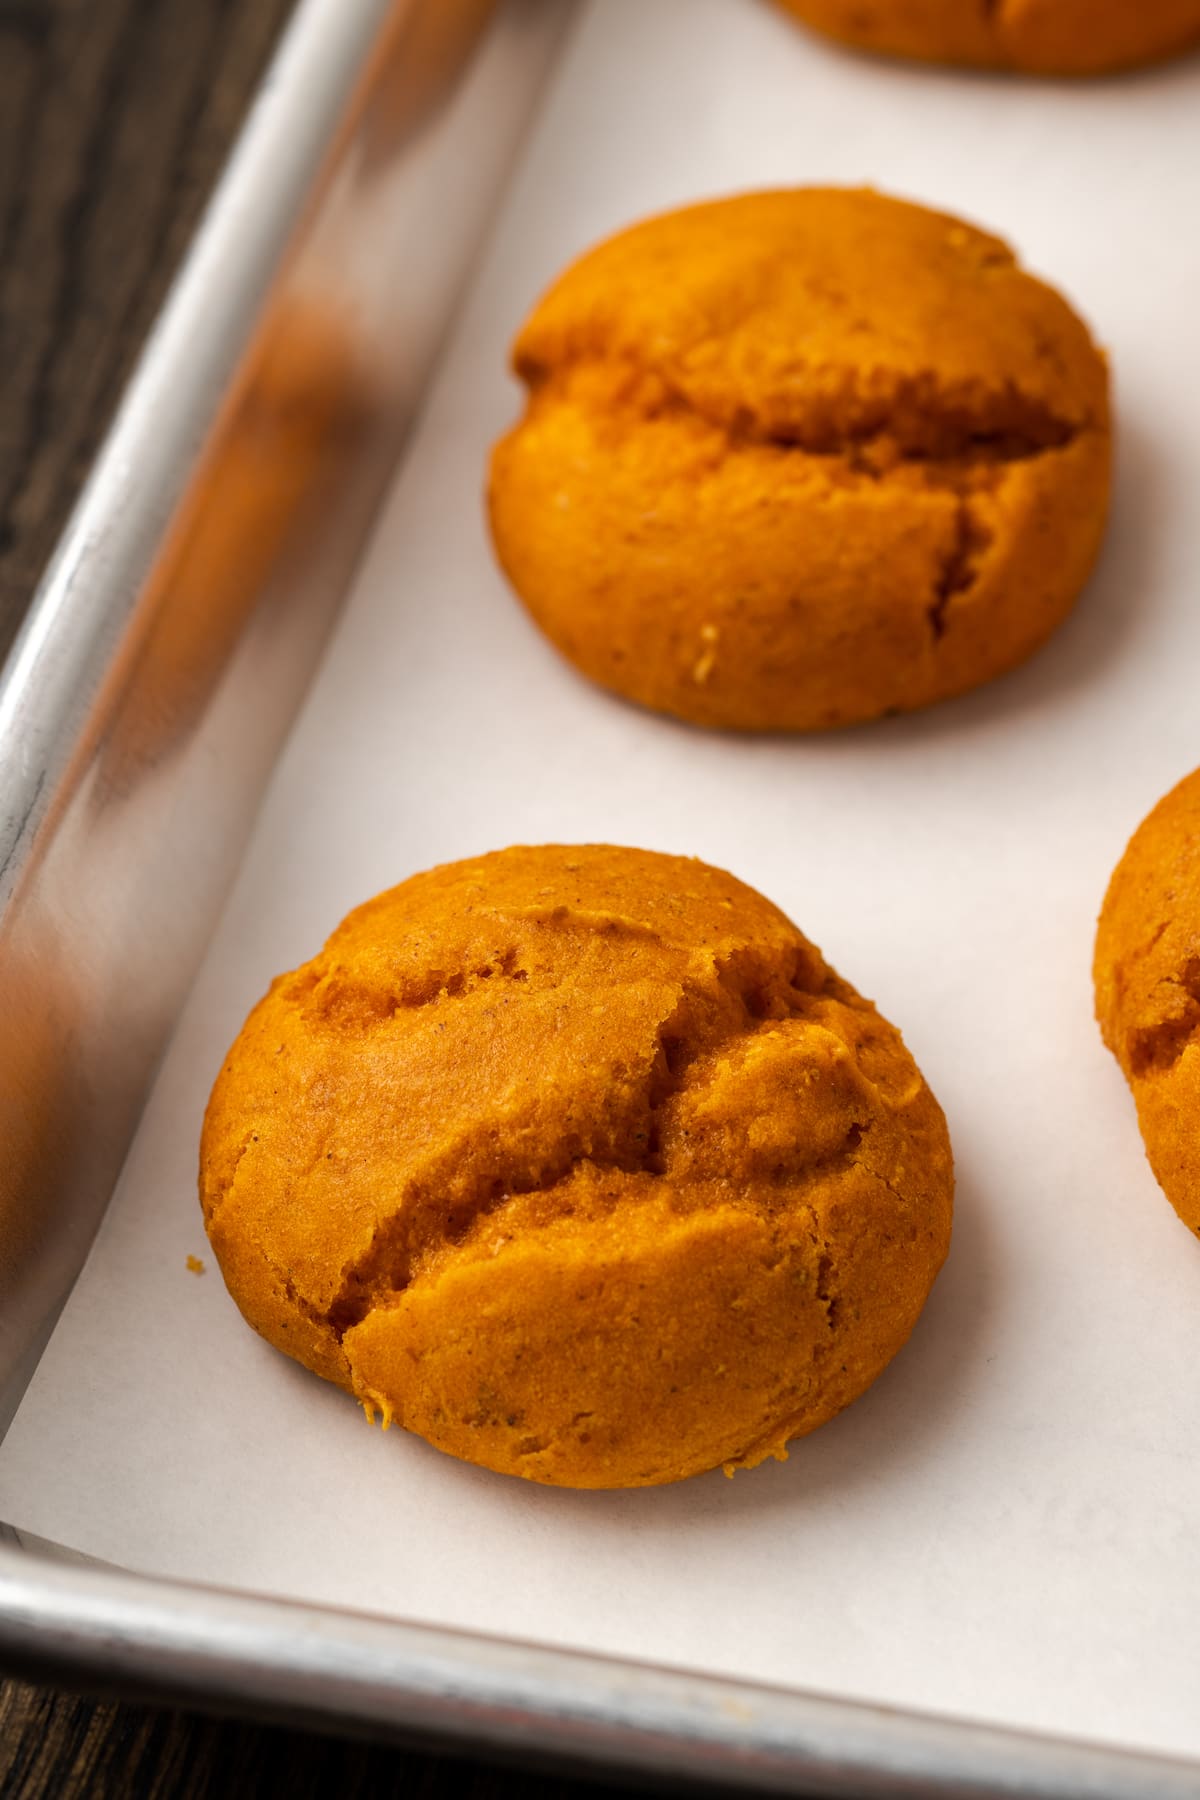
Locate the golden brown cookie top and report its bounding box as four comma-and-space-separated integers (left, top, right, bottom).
513, 189, 1108, 456
201, 844, 949, 1365
772, 0, 1200, 76
1095, 770, 1200, 1085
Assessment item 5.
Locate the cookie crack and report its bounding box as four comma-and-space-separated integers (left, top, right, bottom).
478, 904, 691, 949
296, 946, 530, 1027
324, 946, 846, 1341
525, 355, 1085, 481
295, 910, 729, 1030
1126, 958, 1200, 1078
928, 496, 994, 639
721, 1203, 844, 1473
756, 1120, 871, 1193
847, 1155, 911, 1211
202, 1130, 257, 1228
805, 1202, 841, 1333
235, 1226, 348, 1351
324, 1007, 732, 1338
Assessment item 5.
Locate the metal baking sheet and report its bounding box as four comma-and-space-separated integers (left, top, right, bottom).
3, 0, 1200, 1793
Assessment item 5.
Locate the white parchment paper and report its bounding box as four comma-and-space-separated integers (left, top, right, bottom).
4, 0, 1200, 1761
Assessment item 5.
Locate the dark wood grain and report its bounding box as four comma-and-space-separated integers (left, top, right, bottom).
0, 0, 293, 665
0, 1674, 675, 1799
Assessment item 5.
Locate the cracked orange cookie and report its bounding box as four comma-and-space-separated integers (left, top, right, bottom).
488, 188, 1111, 732
1095, 770, 1200, 1239
201, 845, 954, 1487
772, 0, 1200, 75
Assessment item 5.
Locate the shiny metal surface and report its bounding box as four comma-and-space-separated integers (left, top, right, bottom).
0, 0, 569, 1426
1, 2, 1198, 1793
2, 1550, 1200, 1800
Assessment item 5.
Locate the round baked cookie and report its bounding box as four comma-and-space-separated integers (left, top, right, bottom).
201, 845, 954, 1487
1095, 769, 1200, 1239
488, 189, 1111, 733
772, 0, 1200, 75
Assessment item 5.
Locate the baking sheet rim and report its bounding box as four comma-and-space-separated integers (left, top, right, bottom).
2, 1, 1198, 1793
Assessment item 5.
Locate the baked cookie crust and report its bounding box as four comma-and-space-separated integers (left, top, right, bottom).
1095, 770, 1200, 1239
773, 0, 1200, 75
488, 189, 1110, 732
201, 845, 954, 1487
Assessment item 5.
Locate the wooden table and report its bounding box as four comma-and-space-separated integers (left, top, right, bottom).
0, 0, 295, 661
0, 3, 666, 1793
0, 1674, 672, 1800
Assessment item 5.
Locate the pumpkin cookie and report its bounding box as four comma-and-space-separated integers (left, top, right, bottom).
773, 0, 1200, 75
201, 845, 954, 1487
1095, 769, 1200, 1239
488, 189, 1110, 732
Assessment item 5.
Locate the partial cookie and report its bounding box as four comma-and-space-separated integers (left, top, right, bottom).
201, 845, 954, 1487
488, 189, 1110, 732
772, 0, 1200, 75
1095, 770, 1200, 1239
